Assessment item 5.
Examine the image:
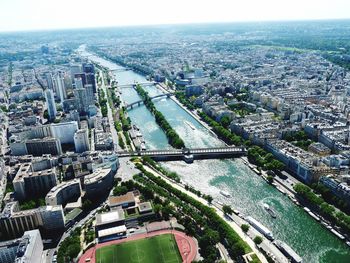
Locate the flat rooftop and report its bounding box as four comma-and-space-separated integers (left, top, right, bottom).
96, 209, 125, 226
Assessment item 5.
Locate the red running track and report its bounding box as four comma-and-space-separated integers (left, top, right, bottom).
78, 229, 197, 263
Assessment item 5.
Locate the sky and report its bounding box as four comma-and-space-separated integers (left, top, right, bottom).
0, 0, 350, 32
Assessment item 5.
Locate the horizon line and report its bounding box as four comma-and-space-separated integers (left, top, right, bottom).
1, 17, 350, 35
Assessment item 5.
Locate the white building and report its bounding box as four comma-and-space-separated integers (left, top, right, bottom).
74, 129, 90, 153
50, 121, 78, 144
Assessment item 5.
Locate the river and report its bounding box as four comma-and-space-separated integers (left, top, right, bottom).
81, 49, 350, 263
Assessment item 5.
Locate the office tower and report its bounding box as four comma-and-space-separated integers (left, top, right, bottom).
44, 89, 57, 121
25, 138, 62, 156
73, 88, 89, 114
50, 121, 78, 144
74, 77, 84, 89
70, 64, 81, 80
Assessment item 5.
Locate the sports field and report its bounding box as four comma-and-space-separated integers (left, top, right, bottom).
95, 234, 182, 263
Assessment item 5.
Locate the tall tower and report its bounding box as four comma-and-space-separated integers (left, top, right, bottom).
55, 73, 67, 103
45, 89, 57, 121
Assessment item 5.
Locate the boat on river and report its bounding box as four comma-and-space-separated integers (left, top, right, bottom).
220, 190, 231, 198
263, 203, 277, 218
184, 120, 196, 130
274, 240, 303, 263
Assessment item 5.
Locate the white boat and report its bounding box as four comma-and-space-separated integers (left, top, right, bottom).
275, 240, 303, 263
220, 190, 231, 198
308, 211, 320, 222
263, 203, 277, 218
303, 207, 311, 212
346, 241, 350, 247
331, 229, 345, 240
246, 216, 274, 240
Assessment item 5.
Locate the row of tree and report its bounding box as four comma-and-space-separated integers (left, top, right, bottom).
98, 88, 108, 117
134, 163, 251, 260
198, 112, 242, 145
294, 183, 350, 234
135, 84, 185, 149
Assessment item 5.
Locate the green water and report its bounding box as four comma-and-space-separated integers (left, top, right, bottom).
83, 50, 350, 263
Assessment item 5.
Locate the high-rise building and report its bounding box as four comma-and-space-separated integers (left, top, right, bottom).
0, 229, 43, 263
74, 129, 90, 153
73, 88, 89, 114
55, 73, 67, 103
44, 89, 57, 121
45, 73, 54, 90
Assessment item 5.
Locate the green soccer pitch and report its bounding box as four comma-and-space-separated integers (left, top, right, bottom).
95, 234, 182, 263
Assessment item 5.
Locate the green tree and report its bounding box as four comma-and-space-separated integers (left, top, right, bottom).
241, 224, 250, 233
253, 236, 263, 245
222, 205, 233, 215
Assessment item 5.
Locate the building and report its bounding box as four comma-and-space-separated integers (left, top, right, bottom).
74, 129, 90, 153
54, 73, 67, 103
308, 142, 332, 156
45, 179, 81, 206
25, 138, 62, 156
0, 202, 65, 239
95, 208, 126, 243
0, 229, 43, 263
84, 167, 115, 199
320, 176, 350, 205
108, 192, 136, 209
50, 121, 78, 144
44, 89, 56, 121
185, 85, 204, 97
13, 163, 57, 200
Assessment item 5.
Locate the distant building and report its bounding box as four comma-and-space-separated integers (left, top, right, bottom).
74, 129, 90, 153
44, 89, 56, 121
185, 85, 204, 97
0, 229, 43, 263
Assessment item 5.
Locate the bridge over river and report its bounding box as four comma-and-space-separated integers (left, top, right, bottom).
125, 92, 175, 109
117, 146, 247, 162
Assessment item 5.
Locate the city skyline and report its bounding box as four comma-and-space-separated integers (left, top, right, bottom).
1, 0, 350, 32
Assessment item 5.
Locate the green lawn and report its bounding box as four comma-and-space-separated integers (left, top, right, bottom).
95, 234, 182, 263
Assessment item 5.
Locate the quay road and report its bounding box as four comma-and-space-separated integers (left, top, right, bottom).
142, 164, 289, 263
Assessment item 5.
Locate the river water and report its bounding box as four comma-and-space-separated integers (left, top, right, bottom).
82, 50, 350, 263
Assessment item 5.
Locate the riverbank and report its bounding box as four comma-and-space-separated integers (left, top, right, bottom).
80, 47, 350, 262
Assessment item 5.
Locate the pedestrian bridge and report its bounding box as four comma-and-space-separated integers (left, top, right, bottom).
125, 93, 175, 109
117, 146, 247, 162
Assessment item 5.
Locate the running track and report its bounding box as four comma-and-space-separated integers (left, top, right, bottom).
78, 230, 197, 263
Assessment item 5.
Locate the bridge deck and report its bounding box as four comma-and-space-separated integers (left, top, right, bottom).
118, 147, 246, 158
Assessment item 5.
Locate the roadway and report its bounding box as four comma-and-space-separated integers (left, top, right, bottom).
99, 69, 119, 151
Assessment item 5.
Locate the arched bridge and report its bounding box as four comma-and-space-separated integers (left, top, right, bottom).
117, 146, 246, 162
125, 92, 175, 109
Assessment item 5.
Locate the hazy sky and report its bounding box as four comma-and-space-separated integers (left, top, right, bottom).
1, 0, 350, 32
